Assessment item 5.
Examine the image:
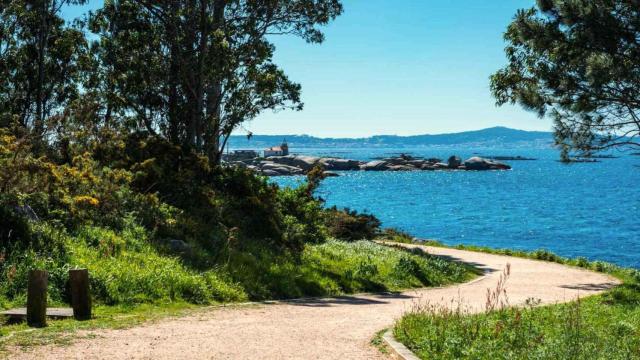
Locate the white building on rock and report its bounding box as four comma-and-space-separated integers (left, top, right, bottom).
264, 140, 289, 157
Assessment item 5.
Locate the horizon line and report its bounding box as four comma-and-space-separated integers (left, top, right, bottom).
232, 126, 552, 139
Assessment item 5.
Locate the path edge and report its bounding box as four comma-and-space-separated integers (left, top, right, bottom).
382, 330, 420, 360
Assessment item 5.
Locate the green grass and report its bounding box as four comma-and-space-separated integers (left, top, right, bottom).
391, 242, 640, 360
217, 239, 479, 300
394, 293, 640, 359
301, 240, 478, 293
382, 237, 630, 280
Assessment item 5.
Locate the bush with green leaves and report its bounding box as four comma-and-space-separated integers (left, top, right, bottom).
324, 207, 382, 241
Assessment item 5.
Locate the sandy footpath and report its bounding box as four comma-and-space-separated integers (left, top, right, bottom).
9, 243, 619, 360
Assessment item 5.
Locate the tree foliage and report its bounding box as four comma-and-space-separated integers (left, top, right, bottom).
0, 0, 342, 163
0, 0, 344, 256
87, 0, 342, 164
491, 0, 640, 158
0, 0, 88, 145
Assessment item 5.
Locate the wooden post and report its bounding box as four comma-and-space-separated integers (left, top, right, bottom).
69, 269, 91, 320
26, 269, 48, 328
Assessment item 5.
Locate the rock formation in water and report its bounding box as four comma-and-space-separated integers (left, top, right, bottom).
227, 154, 512, 176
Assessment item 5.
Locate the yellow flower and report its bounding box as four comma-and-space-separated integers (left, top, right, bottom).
74, 196, 100, 207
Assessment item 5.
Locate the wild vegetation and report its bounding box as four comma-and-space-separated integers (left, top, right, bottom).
0, 129, 476, 311
395, 270, 640, 359
0, 1, 479, 326
391, 240, 640, 359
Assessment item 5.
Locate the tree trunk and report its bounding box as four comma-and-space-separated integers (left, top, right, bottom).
166, 1, 181, 144
34, 1, 49, 139
206, 0, 226, 165
194, 0, 210, 151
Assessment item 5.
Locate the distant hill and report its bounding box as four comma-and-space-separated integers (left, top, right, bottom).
228, 127, 553, 149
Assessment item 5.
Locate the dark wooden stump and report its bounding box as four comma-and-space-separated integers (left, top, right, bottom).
69, 269, 91, 320
26, 269, 48, 328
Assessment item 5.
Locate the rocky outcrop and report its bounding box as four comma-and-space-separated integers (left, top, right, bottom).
13, 205, 39, 221
167, 239, 192, 254
447, 156, 462, 169
226, 154, 511, 176
386, 165, 415, 171
463, 156, 511, 170
261, 169, 282, 176
266, 155, 321, 171
320, 158, 362, 171
260, 162, 305, 176
361, 160, 389, 171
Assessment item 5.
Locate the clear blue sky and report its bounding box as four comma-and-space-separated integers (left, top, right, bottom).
64, 0, 548, 137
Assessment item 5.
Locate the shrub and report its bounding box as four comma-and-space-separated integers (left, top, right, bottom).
325, 207, 381, 241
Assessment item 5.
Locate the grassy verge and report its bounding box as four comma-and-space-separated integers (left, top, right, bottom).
0, 239, 477, 352
389, 239, 640, 360
382, 235, 631, 280
0, 302, 196, 353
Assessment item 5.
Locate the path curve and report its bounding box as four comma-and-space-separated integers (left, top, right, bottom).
11, 244, 619, 360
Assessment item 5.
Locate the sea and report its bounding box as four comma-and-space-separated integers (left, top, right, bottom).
270, 147, 640, 268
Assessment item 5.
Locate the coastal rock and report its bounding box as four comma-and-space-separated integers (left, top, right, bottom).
267, 155, 321, 171
260, 162, 305, 175
463, 156, 511, 170
447, 156, 462, 169
244, 153, 512, 175
361, 160, 389, 171
382, 157, 408, 166
320, 158, 362, 171
261, 169, 281, 176
388, 165, 417, 171
323, 171, 340, 177
13, 205, 39, 221
168, 239, 192, 254
407, 160, 428, 168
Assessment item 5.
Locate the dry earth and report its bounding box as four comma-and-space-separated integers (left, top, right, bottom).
9, 243, 619, 359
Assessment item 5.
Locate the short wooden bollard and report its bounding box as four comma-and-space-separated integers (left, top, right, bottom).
26, 269, 48, 328
69, 269, 91, 320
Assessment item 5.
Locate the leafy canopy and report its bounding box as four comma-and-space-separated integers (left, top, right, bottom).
87, 0, 343, 163
491, 0, 640, 158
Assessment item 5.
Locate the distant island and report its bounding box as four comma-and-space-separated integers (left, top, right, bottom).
228, 127, 554, 149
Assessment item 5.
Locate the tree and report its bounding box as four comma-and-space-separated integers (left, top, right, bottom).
490, 0, 640, 159
88, 0, 342, 164
0, 0, 88, 146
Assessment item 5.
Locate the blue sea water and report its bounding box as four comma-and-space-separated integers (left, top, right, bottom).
272, 148, 640, 268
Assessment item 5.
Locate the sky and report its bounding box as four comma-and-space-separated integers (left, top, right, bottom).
63, 0, 549, 137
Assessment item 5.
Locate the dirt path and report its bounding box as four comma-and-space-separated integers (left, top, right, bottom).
10, 244, 619, 360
